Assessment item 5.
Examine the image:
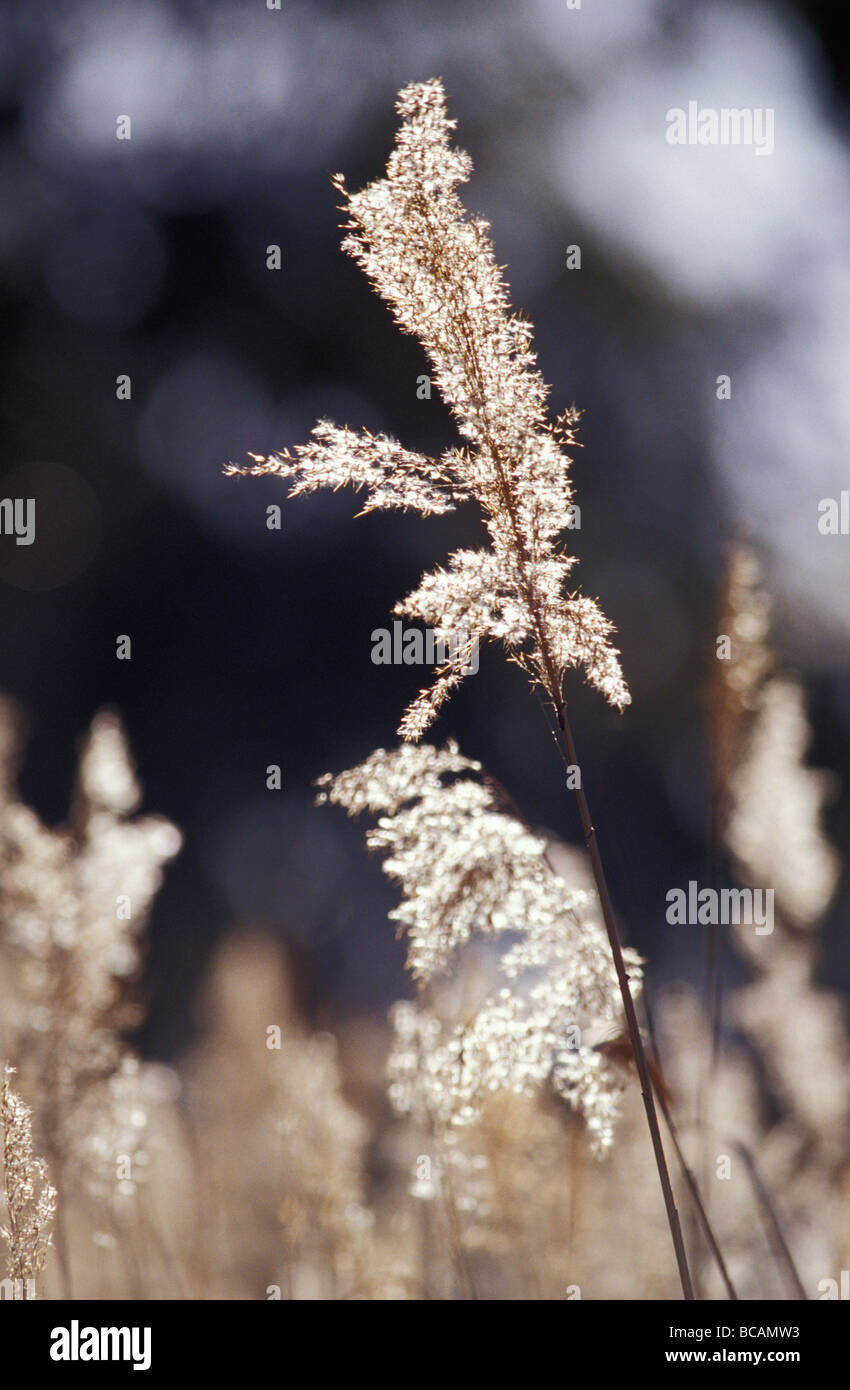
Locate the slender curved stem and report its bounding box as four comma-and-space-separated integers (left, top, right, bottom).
554, 695, 695, 1301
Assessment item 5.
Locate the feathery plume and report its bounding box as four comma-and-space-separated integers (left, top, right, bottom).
727, 677, 839, 935
0, 709, 181, 1196
1, 1065, 57, 1297
319, 741, 641, 1152
711, 554, 849, 1179
227, 78, 628, 739
724, 674, 847, 1154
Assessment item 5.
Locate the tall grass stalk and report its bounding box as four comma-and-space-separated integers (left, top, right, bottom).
229, 78, 694, 1296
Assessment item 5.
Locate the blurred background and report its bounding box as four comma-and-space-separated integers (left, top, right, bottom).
1, 0, 849, 1059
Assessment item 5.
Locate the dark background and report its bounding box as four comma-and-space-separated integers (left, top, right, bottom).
1, 0, 848, 1056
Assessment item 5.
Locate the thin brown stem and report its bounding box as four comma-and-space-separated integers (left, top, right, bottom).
553, 697, 695, 1300
651, 1070, 738, 1299
732, 1140, 807, 1300
641, 995, 737, 1299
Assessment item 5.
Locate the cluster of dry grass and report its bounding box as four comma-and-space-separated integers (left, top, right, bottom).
0, 571, 847, 1301
2, 80, 847, 1302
